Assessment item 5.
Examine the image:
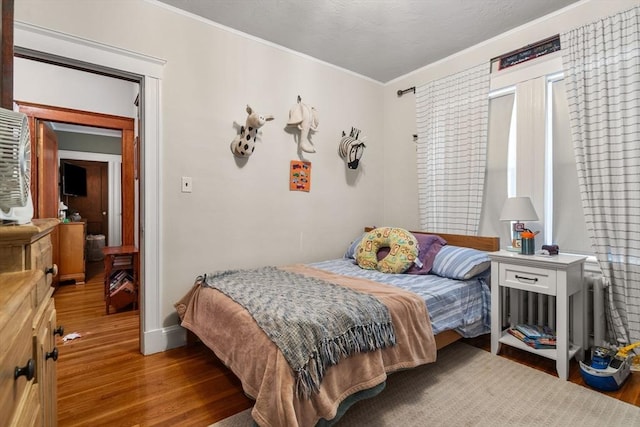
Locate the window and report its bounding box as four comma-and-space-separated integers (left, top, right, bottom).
481, 60, 591, 255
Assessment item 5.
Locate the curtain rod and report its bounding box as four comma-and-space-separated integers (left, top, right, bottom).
397, 86, 415, 97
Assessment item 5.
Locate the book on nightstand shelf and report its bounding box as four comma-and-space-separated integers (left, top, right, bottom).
508, 324, 557, 349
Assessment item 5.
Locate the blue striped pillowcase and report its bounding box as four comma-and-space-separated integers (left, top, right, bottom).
431, 245, 491, 280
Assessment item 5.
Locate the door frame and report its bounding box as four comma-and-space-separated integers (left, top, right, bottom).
18, 102, 136, 246
15, 21, 167, 355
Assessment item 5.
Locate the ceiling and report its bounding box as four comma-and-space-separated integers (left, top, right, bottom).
156, 0, 580, 83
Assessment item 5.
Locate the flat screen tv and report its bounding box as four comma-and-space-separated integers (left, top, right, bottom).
60, 161, 87, 197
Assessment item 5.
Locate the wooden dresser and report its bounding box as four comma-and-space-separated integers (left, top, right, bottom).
58, 221, 86, 284
0, 219, 61, 426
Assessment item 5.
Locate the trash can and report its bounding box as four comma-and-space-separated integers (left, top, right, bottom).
86, 234, 106, 261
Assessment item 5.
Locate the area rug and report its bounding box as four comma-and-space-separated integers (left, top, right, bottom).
210, 341, 639, 426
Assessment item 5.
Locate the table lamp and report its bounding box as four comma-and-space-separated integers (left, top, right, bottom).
499, 196, 538, 251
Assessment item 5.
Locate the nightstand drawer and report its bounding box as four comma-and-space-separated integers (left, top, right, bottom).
499, 263, 557, 295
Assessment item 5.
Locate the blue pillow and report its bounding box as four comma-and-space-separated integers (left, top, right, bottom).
431, 245, 491, 280
344, 233, 367, 259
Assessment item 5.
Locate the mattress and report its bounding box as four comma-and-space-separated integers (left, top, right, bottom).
308, 258, 491, 337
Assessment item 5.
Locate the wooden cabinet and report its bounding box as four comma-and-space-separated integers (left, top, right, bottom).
0, 219, 61, 426
102, 246, 139, 314
58, 222, 86, 284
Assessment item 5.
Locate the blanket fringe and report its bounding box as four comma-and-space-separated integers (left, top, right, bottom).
295, 322, 396, 399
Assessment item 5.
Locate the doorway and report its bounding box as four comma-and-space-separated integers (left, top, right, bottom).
17, 101, 137, 247
18, 101, 140, 344
56, 124, 124, 247
15, 21, 165, 355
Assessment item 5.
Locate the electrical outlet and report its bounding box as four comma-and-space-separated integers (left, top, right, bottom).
181, 176, 192, 193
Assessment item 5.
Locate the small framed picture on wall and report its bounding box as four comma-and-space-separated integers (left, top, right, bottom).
290, 161, 311, 192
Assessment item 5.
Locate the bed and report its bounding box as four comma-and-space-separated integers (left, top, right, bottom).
175, 228, 499, 427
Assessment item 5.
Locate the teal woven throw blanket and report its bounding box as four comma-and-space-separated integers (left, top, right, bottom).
202, 266, 396, 398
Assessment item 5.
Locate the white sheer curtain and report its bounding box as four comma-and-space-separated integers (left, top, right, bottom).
561, 6, 640, 344
415, 63, 490, 234
479, 92, 514, 242
551, 79, 592, 255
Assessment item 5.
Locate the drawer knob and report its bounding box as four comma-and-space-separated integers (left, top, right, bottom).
54, 325, 65, 337
14, 359, 35, 381
46, 347, 59, 362
46, 264, 58, 276
515, 274, 538, 283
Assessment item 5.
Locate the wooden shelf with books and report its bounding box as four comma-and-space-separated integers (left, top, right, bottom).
102, 245, 139, 314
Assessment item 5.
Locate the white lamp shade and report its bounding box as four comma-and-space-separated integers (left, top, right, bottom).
499, 196, 538, 221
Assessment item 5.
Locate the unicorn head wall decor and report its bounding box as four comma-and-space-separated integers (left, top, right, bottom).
230, 105, 274, 157
338, 127, 366, 169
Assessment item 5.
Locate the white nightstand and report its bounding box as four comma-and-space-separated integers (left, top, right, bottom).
489, 251, 587, 380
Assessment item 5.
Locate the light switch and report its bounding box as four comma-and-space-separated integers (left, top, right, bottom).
181, 176, 193, 193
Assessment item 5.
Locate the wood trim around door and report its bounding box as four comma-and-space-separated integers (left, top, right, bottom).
1, 0, 14, 109
17, 101, 136, 246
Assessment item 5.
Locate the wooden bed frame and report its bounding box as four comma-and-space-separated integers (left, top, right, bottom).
364, 227, 500, 251
365, 227, 500, 349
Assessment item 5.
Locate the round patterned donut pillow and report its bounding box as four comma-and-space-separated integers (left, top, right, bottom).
356, 227, 419, 274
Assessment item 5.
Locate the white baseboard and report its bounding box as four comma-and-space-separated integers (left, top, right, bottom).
142, 324, 187, 355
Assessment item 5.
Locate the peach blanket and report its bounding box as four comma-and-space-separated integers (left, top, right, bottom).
176, 264, 436, 427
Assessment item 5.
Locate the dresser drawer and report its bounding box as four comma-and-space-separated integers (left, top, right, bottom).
0, 305, 35, 424
8, 383, 41, 427
499, 263, 557, 295
0, 219, 57, 274
34, 274, 52, 310
29, 235, 53, 306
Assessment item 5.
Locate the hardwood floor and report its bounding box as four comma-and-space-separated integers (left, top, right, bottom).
54, 261, 252, 427
54, 262, 639, 426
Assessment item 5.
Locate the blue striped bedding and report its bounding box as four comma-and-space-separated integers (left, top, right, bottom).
308, 258, 490, 337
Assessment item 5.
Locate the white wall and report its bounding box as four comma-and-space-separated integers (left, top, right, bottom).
14, 57, 138, 117
381, 0, 639, 230
15, 0, 384, 331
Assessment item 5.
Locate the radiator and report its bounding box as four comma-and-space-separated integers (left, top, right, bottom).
500, 272, 606, 347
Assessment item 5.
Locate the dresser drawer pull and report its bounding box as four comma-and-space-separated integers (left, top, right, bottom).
46, 347, 59, 362
54, 325, 65, 337
45, 264, 58, 276
14, 359, 35, 381
515, 274, 538, 283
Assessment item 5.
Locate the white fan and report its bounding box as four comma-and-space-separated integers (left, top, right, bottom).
0, 107, 33, 224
